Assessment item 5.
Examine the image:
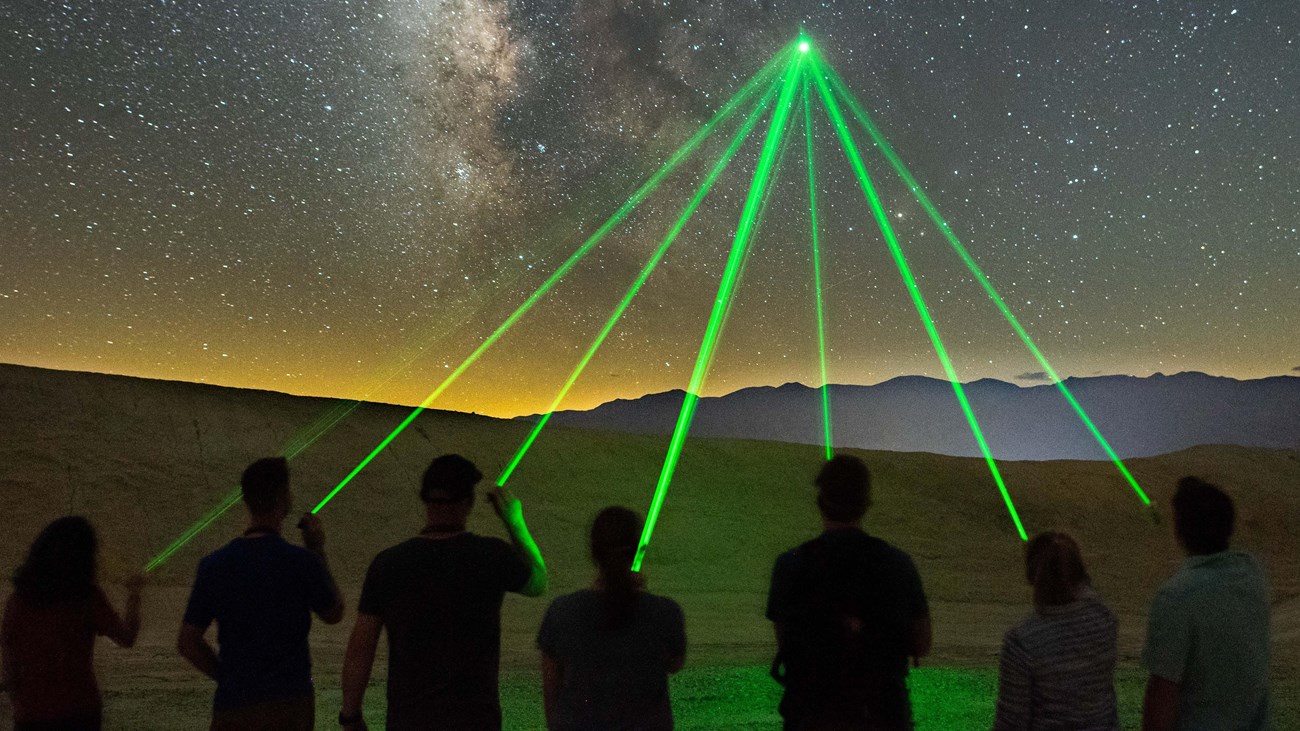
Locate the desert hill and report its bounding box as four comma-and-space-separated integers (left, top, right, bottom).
2, 362, 1297, 672
532, 373, 1300, 460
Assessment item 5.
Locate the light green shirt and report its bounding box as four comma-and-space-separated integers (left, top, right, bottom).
1142, 550, 1271, 731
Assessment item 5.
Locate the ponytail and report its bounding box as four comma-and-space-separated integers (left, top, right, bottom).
590, 506, 645, 629
1025, 531, 1090, 607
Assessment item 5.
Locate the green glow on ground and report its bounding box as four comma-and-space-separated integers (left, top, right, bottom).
495, 78, 783, 488
633, 53, 806, 572
809, 52, 1027, 541
105, 663, 1205, 730
803, 75, 834, 462
309, 49, 794, 515
822, 67, 1149, 507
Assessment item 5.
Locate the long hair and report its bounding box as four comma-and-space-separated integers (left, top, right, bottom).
13, 516, 99, 606
590, 506, 644, 629
1025, 531, 1090, 607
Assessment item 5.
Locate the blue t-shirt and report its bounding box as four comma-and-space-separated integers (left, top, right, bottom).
182, 535, 336, 710
537, 589, 686, 731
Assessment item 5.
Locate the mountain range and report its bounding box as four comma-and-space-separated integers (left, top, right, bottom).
530, 372, 1300, 460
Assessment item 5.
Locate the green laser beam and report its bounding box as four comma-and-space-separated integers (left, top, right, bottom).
803, 73, 834, 462
143, 247, 598, 572
143, 395, 374, 572
633, 52, 806, 571
809, 52, 1027, 541
495, 77, 784, 487
144, 488, 242, 572
309, 48, 796, 515
702, 94, 795, 381
823, 66, 1149, 507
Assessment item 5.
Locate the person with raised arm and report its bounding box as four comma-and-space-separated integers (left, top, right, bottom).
1141, 477, 1271, 731
338, 454, 546, 731
2, 516, 143, 731
177, 457, 344, 731
537, 506, 686, 730
993, 531, 1119, 730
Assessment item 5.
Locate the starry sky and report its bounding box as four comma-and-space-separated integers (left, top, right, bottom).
3, 0, 1297, 417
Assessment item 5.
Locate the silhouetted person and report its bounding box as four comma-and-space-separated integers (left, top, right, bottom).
993, 531, 1118, 730
338, 454, 547, 731
1, 516, 142, 731
767, 455, 932, 731
177, 457, 344, 731
1141, 477, 1271, 731
537, 506, 686, 730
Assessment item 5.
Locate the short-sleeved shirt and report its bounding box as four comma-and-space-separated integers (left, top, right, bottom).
182, 535, 337, 711
1, 588, 120, 722
766, 528, 928, 725
357, 533, 530, 731
536, 589, 686, 731
1141, 550, 1272, 731
993, 590, 1119, 730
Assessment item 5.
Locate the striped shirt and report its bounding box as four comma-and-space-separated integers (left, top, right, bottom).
993, 589, 1119, 731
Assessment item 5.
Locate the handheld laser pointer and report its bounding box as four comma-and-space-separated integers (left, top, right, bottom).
809, 52, 1028, 541
633, 52, 806, 572
822, 65, 1149, 507
496, 78, 785, 488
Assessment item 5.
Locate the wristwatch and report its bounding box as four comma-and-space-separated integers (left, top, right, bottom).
338, 711, 363, 726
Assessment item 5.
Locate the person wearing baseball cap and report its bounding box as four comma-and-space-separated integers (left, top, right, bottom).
338, 454, 547, 730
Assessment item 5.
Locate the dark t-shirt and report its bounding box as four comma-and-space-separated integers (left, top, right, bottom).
766, 528, 929, 725
182, 535, 337, 711
357, 534, 530, 731
537, 589, 686, 731
2, 588, 119, 722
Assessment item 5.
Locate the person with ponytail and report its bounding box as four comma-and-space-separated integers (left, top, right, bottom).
993, 531, 1119, 730
1, 516, 143, 731
536, 506, 686, 730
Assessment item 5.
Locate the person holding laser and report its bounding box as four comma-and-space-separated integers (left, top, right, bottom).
177, 457, 345, 731
536, 506, 686, 731
1140, 477, 1272, 731
2, 516, 143, 731
338, 454, 547, 731
767, 455, 932, 731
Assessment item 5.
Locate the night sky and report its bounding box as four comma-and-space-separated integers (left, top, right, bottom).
3, 1, 1297, 417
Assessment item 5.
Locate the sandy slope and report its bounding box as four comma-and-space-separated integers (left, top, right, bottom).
1, 363, 1297, 725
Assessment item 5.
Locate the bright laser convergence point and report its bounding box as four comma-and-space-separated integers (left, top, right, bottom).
633, 53, 806, 571
144, 36, 1156, 574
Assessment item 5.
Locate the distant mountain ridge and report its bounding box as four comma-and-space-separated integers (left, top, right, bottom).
529, 372, 1300, 460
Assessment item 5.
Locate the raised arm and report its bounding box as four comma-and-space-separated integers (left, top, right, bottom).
299, 513, 345, 624
102, 575, 144, 648
488, 486, 548, 597
340, 612, 383, 731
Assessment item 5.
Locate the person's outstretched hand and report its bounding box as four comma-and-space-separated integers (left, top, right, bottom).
487, 486, 525, 528
298, 512, 326, 555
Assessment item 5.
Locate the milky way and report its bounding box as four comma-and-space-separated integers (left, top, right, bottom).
2, 0, 1297, 416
